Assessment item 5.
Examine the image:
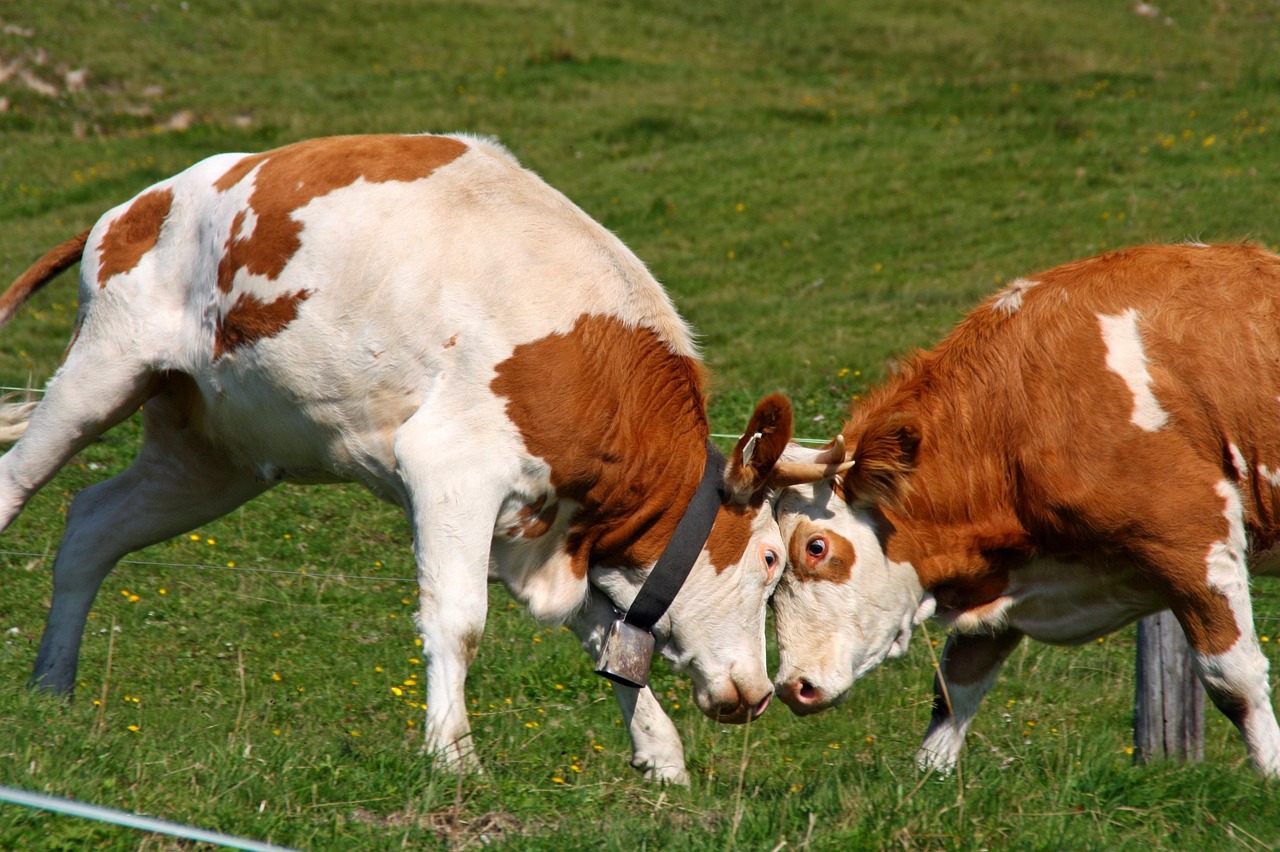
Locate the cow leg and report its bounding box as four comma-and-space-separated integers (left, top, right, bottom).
0, 355, 157, 534
916, 628, 1024, 773
30, 377, 270, 693
1168, 586, 1280, 778
611, 685, 690, 784
1159, 510, 1280, 776
394, 414, 502, 774
1186, 625, 1280, 778
567, 589, 689, 784
1115, 478, 1280, 777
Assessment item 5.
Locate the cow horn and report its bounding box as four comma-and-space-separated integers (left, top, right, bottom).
768, 435, 854, 487
814, 433, 847, 465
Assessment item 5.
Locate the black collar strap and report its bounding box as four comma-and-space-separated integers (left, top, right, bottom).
622, 441, 727, 631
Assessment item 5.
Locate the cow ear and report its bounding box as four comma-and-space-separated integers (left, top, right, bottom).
724, 392, 794, 503
843, 407, 920, 508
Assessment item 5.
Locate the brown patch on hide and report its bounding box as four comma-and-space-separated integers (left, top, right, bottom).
705, 502, 757, 574
213, 135, 468, 292
214, 289, 312, 358
490, 313, 709, 577
506, 495, 558, 540
96, 188, 174, 286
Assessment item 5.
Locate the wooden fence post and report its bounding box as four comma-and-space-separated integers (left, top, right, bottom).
1134, 610, 1205, 765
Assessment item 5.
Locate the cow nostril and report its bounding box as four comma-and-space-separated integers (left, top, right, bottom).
752, 692, 772, 718
798, 680, 818, 703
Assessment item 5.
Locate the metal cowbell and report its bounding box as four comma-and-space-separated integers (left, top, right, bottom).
594, 619, 655, 689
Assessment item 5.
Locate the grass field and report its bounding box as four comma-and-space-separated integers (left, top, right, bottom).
1, 1, 1278, 848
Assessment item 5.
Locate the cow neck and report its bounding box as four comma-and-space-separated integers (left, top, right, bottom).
621, 441, 727, 631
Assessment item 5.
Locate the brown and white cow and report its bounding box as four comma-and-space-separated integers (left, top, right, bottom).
0, 133, 835, 779
773, 243, 1280, 777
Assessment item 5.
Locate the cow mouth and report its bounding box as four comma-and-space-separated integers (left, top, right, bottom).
698, 686, 774, 724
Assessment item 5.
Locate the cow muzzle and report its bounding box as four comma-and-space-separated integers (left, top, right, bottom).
775, 676, 846, 716
695, 679, 774, 724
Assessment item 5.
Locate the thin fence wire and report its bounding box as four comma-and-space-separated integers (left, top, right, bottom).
4, 547, 1279, 626
0, 785, 300, 852
0, 386, 838, 445
0, 549, 415, 584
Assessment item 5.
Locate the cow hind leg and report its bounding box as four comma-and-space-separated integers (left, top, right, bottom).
916, 628, 1024, 773
0, 350, 158, 534
30, 377, 270, 694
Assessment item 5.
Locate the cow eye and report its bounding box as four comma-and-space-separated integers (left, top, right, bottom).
764, 549, 778, 569
806, 538, 827, 559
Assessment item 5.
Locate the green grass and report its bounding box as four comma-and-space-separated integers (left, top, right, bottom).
1, 0, 1279, 848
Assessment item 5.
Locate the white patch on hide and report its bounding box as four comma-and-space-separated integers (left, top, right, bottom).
1206, 480, 1250, 630
1259, 464, 1280, 490
1228, 443, 1248, 481
991, 278, 1039, 315
1099, 308, 1168, 431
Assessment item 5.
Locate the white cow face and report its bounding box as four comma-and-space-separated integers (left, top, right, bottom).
771, 473, 933, 715
590, 394, 847, 725
590, 500, 784, 723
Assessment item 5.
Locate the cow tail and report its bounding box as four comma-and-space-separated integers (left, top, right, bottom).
0, 230, 90, 444
0, 230, 90, 329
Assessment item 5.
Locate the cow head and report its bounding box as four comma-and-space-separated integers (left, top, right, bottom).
589, 393, 851, 724
771, 434, 934, 716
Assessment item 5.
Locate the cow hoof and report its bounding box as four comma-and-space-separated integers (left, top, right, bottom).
427, 742, 485, 776
640, 763, 690, 785
913, 748, 956, 776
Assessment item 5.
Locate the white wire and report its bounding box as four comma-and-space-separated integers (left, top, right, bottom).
0, 785, 300, 852
0, 549, 415, 584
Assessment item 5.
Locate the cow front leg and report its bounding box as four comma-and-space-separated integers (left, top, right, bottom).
396, 419, 499, 774
916, 628, 1024, 773
567, 590, 689, 784
612, 684, 690, 784
1191, 635, 1280, 779
1137, 482, 1280, 778
414, 572, 488, 775
1169, 570, 1280, 776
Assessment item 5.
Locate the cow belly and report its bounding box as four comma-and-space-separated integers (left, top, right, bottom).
989, 557, 1163, 645
1249, 545, 1280, 578
181, 367, 406, 492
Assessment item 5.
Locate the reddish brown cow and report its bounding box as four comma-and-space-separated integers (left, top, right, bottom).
773, 243, 1280, 777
